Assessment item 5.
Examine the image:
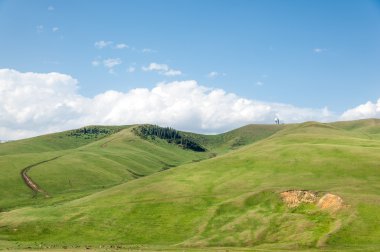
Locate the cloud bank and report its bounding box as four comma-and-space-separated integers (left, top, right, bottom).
0, 69, 377, 140
340, 99, 380, 120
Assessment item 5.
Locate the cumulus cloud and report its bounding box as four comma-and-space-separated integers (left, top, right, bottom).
94, 40, 113, 49
142, 63, 182, 76
0, 69, 343, 140
0, 69, 86, 140
340, 99, 380, 120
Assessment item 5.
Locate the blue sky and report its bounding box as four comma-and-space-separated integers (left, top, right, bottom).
0, 0, 380, 139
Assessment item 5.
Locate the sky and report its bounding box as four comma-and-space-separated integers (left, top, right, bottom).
0, 0, 380, 140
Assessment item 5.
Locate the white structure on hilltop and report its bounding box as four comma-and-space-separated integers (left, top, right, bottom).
274, 117, 280, 125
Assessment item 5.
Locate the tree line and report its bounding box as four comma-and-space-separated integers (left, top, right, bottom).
133, 125, 206, 152
67, 126, 117, 138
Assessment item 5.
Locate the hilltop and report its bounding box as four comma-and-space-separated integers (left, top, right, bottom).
0, 119, 379, 251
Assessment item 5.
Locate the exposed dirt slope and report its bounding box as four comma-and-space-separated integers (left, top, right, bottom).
281, 190, 344, 212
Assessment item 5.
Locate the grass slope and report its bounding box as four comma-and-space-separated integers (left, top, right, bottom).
0, 123, 282, 210
0, 126, 128, 156
0, 126, 210, 209
0, 120, 379, 251
332, 118, 380, 139
183, 124, 286, 154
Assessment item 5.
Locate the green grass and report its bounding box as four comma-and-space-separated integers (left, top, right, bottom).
0, 126, 210, 209
0, 125, 129, 156
183, 124, 285, 154
0, 120, 379, 251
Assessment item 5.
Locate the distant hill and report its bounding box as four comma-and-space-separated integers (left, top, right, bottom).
0, 119, 379, 251
0, 125, 129, 156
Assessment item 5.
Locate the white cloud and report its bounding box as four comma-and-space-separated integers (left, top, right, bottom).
94, 40, 113, 49
142, 63, 182, 76
142, 63, 168, 72
52, 27, 59, 32
207, 71, 226, 78
91, 58, 122, 73
340, 99, 380, 120
48, 6, 54, 11
0, 69, 342, 140
256, 81, 264, 86
103, 58, 122, 69
313, 48, 327, 53
115, 43, 129, 49
0, 69, 85, 140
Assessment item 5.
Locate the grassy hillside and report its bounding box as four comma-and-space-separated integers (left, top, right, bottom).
0, 126, 129, 156
332, 118, 380, 139
0, 120, 379, 251
0, 123, 274, 210
183, 124, 286, 153
0, 126, 211, 209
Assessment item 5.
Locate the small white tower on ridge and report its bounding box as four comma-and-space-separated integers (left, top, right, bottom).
274, 117, 280, 125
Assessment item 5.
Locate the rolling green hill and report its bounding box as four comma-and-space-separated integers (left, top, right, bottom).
183, 123, 286, 154
0, 126, 128, 156
0, 125, 214, 209
0, 120, 379, 251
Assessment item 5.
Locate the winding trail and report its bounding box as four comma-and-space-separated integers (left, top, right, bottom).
21, 156, 62, 197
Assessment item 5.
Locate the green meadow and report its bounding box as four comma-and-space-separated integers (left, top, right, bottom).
0, 119, 379, 251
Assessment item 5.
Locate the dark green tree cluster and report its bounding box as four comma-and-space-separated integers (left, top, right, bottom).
67, 126, 116, 139
133, 125, 206, 152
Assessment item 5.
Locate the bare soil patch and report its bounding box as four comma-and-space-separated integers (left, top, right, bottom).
280, 190, 343, 212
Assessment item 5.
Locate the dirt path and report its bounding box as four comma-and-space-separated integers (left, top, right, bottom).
21, 156, 62, 197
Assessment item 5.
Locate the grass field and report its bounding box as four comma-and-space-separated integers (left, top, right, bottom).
0, 119, 379, 251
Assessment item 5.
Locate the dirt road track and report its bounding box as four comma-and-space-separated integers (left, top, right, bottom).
21, 156, 62, 197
